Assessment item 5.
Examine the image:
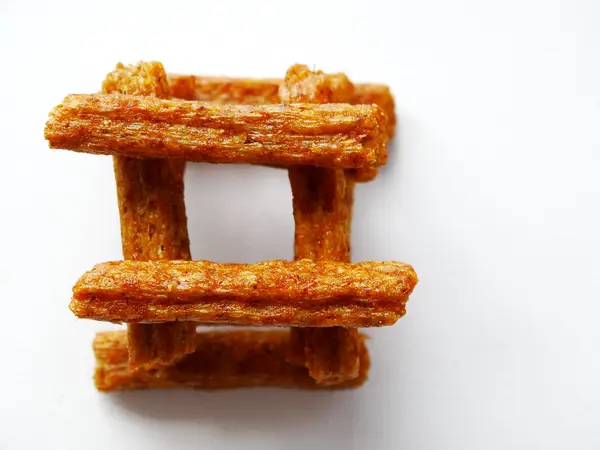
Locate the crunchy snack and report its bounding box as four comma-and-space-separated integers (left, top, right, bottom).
94, 330, 370, 391
167, 74, 396, 138
287, 327, 361, 385
125, 321, 196, 369
283, 65, 354, 263
103, 62, 195, 371
288, 166, 351, 262
112, 156, 191, 261
283, 64, 361, 384
48, 61, 411, 391
103, 62, 170, 97
282, 66, 378, 183
279, 64, 355, 104
168, 71, 393, 182
44, 94, 388, 168
70, 259, 418, 327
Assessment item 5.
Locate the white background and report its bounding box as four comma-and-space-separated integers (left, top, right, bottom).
0, 0, 599, 449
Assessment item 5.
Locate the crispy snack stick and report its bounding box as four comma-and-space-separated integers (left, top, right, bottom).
287, 327, 361, 385
281, 66, 379, 183
288, 165, 351, 262
283, 64, 362, 385
279, 65, 355, 104
283, 65, 354, 263
103, 62, 196, 371
280, 65, 379, 183
45, 94, 388, 169
94, 330, 370, 391
70, 259, 418, 327
111, 156, 191, 261
167, 74, 396, 138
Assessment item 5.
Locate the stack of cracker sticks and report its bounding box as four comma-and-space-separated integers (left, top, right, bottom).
44, 62, 418, 391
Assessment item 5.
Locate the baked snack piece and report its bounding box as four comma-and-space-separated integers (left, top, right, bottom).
103, 61, 195, 371
168, 72, 393, 183
283, 64, 361, 385
70, 259, 418, 327
46, 61, 416, 391
94, 330, 370, 391
44, 94, 388, 168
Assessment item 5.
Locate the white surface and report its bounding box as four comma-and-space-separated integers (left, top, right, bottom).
0, 1, 599, 449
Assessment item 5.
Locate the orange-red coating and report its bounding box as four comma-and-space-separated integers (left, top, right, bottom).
94, 330, 370, 391
44, 94, 388, 169
71, 259, 418, 327
282, 64, 362, 384
167, 73, 396, 138
103, 61, 195, 371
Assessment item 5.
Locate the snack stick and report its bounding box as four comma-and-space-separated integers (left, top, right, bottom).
74, 259, 417, 304
279, 65, 355, 104
103, 62, 196, 371
167, 74, 396, 138
288, 166, 351, 262
104, 62, 170, 97
287, 327, 361, 385
112, 157, 191, 261
44, 93, 388, 169
283, 64, 361, 384
125, 321, 197, 369
94, 330, 370, 391
272, 66, 386, 183
283, 66, 354, 263
70, 259, 418, 327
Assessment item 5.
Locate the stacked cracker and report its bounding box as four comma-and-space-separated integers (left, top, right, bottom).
45, 62, 417, 391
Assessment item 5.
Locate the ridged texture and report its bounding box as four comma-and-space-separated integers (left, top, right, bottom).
168, 72, 393, 182
167, 73, 396, 138
94, 330, 370, 391
103, 61, 196, 371
279, 65, 355, 104
283, 64, 361, 385
288, 167, 351, 262
44, 94, 388, 168
71, 259, 418, 327
50, 62, 408, 391
287, 327, 362, 385
112, 157, 190, 261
